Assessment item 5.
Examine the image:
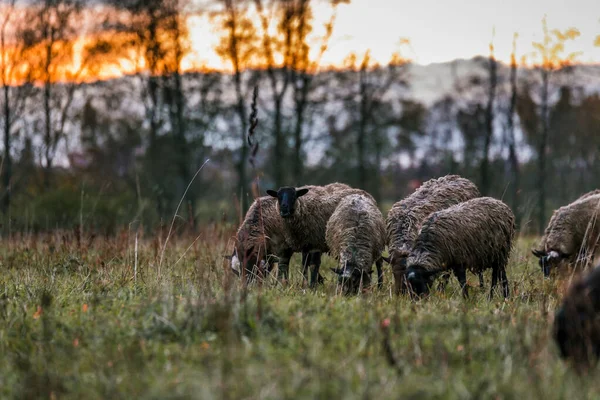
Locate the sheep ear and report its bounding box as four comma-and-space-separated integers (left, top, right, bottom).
266, 190, 278, 198
381, 256, 391, 264
296, 188, 309, 197
532, 249, 545, 258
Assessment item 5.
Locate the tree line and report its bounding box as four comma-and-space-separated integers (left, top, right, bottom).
0, 0, 599, 235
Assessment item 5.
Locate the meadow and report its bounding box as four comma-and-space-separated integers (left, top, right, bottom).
0, 226, 597, 399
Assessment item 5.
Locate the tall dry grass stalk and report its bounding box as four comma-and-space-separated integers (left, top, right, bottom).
159, 158, 210, 277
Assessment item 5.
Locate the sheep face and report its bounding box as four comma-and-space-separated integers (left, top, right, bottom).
226, 248, 242, 276
532, 249, 568, 277
266, 187, 309, 218
226, 245, 266, 281
405, 267, 438, 296
331, 262, 371, 294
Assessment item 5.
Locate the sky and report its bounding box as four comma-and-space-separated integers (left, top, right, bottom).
186, 0, 600, 70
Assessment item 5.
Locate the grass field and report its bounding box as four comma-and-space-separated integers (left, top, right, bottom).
0, 227, 597, 399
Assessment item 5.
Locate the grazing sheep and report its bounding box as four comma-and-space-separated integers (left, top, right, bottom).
385, 175, 481, 294
553, 265, 600, 369
405, 197, 515, 298
532, 191, 600, 277
326, 194, 386, 294
227, 194, 323, 284
266, 183, 374, 286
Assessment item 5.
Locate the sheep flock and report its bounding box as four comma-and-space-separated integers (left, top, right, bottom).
229, 174, 600, 370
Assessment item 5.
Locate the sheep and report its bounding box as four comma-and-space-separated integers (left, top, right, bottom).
532, 191, 600, 277
266, 183, 374, 287
326, 194, 386, 294
227, 194, 323, 284
385, 175, 481, 294
405, 197, 515, 298
553, 265, 600, 369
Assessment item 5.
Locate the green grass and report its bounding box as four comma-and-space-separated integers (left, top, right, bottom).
0, 230, 597, 399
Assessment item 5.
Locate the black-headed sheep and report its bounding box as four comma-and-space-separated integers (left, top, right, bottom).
227, 194, 322, 284
405, 197, 515, 298
326, 194, 386, 294
385, 175, 480, 294
266, 183, 373, 286
553, 265, 600, 369
533, 191, 600, 277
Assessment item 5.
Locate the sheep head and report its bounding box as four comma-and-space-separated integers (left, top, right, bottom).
225, 244, 266, 282
405, 266, 440, 297
331, 261, 371, 295
266, 186, 309, 218
532, 248, 567, 277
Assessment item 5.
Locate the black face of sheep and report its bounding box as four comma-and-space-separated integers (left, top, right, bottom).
331, 263, 371, 294
405, 267, 437, 296
532, 249, 566, 277
225, 246, 263, 282
266, 187, 309, 218
225, 249, 241, 276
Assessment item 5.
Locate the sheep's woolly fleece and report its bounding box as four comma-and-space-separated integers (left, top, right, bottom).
233, 182, 353, 268
326, 194, 386, 273
281, 186, 375, 253
386, 175, 480, 257
234, 196, 290, 265
407, 196, 515, 275
535, 191, 600, 267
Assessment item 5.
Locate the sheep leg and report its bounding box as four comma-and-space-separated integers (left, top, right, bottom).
301, 251, 310, 286
376, 258, 384, 289
500, 267, 509, 298
278, 249, 293, 283
479, 273, 485, 289
310, 252, 322, 288
454, 268, 468, 298
313, 252, 326, 286
489, 267, 499, 299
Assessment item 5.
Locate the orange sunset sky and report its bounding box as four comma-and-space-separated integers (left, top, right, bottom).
184, 0, 600, 72
3, 0, 600, 83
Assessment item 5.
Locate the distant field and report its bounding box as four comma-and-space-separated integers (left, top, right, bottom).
0, 229, 597, 399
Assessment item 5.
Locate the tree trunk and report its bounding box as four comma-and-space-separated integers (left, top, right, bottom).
292, 75, 309, 185
292, 101, 305, 185
372, 132, 382, 203
146, 74, 164, 217
480, 54, 497, 195
273, 96, 285, 187
43, 79, 52, 190
506, 54, 520, 226
538, 68, 549, 234
357, 69, 368, 190
173, 68, 195, 226
234, 70, 248, 213
2, 84, 10, 214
